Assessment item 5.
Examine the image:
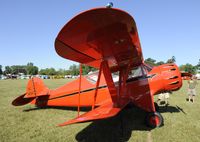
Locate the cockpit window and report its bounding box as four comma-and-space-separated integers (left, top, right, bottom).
86, 65, 147, 84
85, 71, 119, 84
85, 71, 99, 84
112, 71, 119, 83
128, 66, 143, 79
143, 63, 153, 72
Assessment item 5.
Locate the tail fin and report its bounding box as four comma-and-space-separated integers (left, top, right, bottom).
25, 77, 49, 98
12, 77, 49, 106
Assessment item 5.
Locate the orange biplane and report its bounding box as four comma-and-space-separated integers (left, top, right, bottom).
12, 6, 182, 128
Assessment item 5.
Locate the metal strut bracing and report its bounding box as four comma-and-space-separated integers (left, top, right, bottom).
77, 64, 82, 117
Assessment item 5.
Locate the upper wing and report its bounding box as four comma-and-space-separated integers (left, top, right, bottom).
55, 8, 143, 71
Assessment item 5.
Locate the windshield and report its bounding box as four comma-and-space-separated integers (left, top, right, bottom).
85, 71, 119, 84
86, 65, 146, 84
85, 71, 99, 84
128, 66, 143, 79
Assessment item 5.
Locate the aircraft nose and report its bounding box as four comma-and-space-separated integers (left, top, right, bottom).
159, 64, 182, 91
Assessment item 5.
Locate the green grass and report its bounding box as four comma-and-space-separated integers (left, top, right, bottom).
0, 79, 199, 142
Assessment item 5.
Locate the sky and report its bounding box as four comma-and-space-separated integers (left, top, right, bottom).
0, 0, 200, 70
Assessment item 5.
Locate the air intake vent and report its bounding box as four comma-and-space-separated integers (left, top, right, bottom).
169, 81, 179, 85
169, 76, 178, 79
171, 87, 180, 91
170, 68, 176, 71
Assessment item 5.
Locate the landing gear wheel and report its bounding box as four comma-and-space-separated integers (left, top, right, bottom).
145, 112, 163, 128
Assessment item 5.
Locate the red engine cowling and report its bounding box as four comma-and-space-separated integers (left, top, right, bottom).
148, 63, 182, 95
159, 64, 182, 91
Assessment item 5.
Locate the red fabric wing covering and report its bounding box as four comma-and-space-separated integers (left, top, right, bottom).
55, 8, 143, 72
59, 99, 129, 126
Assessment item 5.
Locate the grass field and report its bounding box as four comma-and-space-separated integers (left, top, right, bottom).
0, 79, 200, 142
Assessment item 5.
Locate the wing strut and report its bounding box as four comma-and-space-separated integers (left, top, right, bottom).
121, 63, 131, 96
92, 61, 103, 110
58, 60, 131, 126
117, 64, 131, 106
77, 64, 82, 117
102, 60, 118, 106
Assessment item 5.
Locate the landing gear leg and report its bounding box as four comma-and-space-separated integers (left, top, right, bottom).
154, 102, 159, 112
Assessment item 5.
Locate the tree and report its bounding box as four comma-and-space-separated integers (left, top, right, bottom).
39, 69, 47, 75
68, 64, 97, 75
179, 63, 197, 74
81, 64, 97, 75
156, 61, 165, 66
27, 62, 34, 66
39, 68, 57, 75
57, 69, 66, 76
69, 64, 79, 76
144, 58, 156, 66
47, 68, 57, 75
0, 65, 2, 75
27, 66, 38, 75
4, 66, 12, 75
56, 69, 71, 75
26, 63, 38, 75
167, 56, 176, 63
11, 65, 27, 75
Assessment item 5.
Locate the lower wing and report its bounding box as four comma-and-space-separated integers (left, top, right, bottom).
59, 99, 129, 126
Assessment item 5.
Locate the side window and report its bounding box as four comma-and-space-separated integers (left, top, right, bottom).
128, 66, 143, 79
86, 71, 120, 84
143, 64, 153, 72
141, 65, 148, 76
127, 65, 148, 80
112, 71, 119, 83
86, 71, 99, 84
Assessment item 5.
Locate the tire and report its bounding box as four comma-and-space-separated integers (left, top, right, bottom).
145, 112, 163, 128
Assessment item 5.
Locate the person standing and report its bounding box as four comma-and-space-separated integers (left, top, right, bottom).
157, 91, 171, 106
188, 76, 198, 102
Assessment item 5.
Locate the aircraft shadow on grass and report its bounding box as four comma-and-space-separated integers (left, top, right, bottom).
75, 105, 186, 142
75, 106, 150, 142
158, 105, 186, 114
23, 104, 185, 142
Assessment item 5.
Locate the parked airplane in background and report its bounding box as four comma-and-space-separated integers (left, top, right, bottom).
181, 72, 192, 80
12, 5, 182, 128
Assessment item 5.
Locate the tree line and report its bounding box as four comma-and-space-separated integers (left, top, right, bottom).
0, 57, 199, 76
0, 63, 38, 76
0, 62, 96, 76
144, 56, 200, 74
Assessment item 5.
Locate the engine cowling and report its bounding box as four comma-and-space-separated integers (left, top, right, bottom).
148, 63, 182, 95
159, 64, 182, 91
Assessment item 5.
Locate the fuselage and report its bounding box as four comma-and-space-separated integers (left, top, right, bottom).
31, 63, 182, 112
